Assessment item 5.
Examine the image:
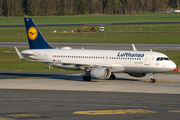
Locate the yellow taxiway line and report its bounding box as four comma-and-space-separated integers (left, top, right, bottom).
73, 109, 157, 115
167, 110, 180, 113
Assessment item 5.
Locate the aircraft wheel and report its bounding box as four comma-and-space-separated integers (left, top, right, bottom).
83, 76, 91, 81
150, 73, 156, 83
150, 79, 156, 83
112, 74, 116, 80
108, 74, 116, 80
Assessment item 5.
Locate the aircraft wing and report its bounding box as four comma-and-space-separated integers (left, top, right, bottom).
57, 62, 124, 72
51, 61, 123, 69
75, 63, 113, 68
49, 62, 112, 68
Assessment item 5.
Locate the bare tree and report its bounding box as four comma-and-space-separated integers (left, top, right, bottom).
126, 0, 136, 14
113, 0, 122, 14
146, 0, 154, 13
0, 0, 177, 16
0, 0, 2, 16
106, 0, 113, 14
159, 0, 168, 10
66, 0, 75, 15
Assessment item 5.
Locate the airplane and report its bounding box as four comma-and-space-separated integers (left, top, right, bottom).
15, 18, 176, 83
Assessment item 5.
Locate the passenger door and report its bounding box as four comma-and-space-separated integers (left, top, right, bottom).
144, 54, 151, 66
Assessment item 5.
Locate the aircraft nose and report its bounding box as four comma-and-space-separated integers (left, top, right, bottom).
169, 61, 176, 71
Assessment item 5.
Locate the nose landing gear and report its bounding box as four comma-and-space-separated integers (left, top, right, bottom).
150, 73, 156, 83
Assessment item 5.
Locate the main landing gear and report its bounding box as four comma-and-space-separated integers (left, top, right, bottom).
83, 76, 91, 81
83, 67, 91, 81
150, 73, 156, 83
108, 73, 116, 80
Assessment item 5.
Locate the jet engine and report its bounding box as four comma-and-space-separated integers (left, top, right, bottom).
128, 73, 146, 77
90, 68, 111, 79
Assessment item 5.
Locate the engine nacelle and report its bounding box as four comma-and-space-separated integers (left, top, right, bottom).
128, 73, 146, 77
90, 68, 111, 79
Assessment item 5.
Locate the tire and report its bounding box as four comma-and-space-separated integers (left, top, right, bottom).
83, 76, 91, 81
150, 79, 156, 83
108, 74, 116, 80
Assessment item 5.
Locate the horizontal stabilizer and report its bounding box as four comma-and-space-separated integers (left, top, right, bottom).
15, 47, 26, 60
14, 47, 44, 62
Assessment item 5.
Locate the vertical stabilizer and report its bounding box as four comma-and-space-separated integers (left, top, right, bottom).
24, 18, 52, 49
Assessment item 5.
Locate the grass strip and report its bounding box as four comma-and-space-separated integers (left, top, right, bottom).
1, 14, 180, 25
1, 24, 180, 43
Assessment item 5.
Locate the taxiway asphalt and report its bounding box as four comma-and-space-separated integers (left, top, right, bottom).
0, 70, 180, 94
0, 71, 180, 120
0, 89, 180, 120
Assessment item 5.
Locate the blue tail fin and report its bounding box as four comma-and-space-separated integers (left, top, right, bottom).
24, 18, 52, 49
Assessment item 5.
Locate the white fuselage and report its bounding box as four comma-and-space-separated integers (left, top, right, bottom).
21, 48, 176, 73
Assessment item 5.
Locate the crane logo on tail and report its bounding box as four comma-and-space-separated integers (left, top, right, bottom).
28, 27, 38, 40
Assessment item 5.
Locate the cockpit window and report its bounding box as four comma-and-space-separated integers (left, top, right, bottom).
156, 57, 170, 61
164, 58, 170, 60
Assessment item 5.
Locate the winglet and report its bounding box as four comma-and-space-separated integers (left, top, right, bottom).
132, 44, 137, 51
15, 47, 25, 60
